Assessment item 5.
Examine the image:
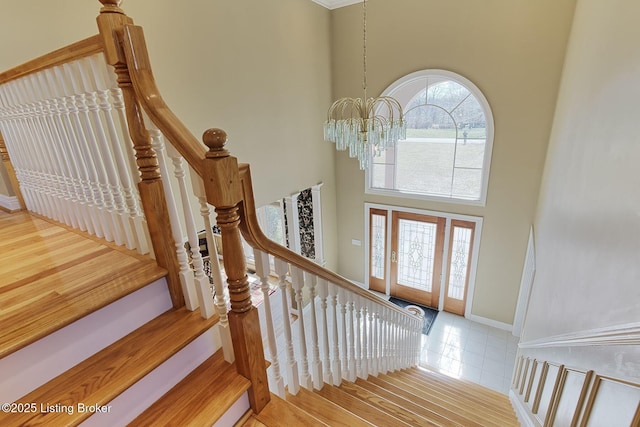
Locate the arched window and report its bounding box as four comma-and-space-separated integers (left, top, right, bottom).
367, 70, 494, 205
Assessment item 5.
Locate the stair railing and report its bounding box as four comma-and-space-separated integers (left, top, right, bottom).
94, 0, 424, 413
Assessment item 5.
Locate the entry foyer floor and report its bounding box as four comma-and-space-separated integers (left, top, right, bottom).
421, 310, 518, 394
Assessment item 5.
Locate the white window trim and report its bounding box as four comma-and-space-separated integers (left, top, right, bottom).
365, 69, 495, 206
364, 202, 483, 316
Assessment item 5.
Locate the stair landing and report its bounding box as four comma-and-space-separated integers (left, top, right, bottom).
0, 211, 167, 358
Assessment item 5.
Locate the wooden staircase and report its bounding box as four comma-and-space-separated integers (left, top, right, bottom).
241, 367, 519, 427
0, 211, 519, 426
0, 211, 241, 426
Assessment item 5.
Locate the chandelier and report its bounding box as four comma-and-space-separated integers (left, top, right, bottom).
323, 0, 406, 170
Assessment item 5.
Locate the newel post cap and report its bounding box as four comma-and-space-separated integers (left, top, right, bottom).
203, 128, 229, 158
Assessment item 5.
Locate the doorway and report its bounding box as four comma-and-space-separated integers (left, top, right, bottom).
366, 204, 481, 315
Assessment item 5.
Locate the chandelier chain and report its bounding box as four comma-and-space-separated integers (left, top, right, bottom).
362, 0, 367, 98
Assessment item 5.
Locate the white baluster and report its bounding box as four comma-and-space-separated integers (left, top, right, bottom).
35, 71, 87, 232
380, 307, 389, 375
254, 248, 284, 398
328, 283, 342, 385
316, 278, 333, 385
88, 55, 141, 251
305, 272, 323, 389
274, 258, 299, 395
360, 300, 369, 379
337, 287, 349, 378
371, 303, 379, 377
166, 143, 214, 318
192, 175, 233, 361
347, 294, 356, 382
290, 266, 312, 390
64, 62, 119, 243
44, 68, 98, 236
355, 295, 364, 380
76, 58, 130, 247
8, 80, 56, 220
54, 64, 109, 239
148, 130, 199, 310
104, 66, 149, 254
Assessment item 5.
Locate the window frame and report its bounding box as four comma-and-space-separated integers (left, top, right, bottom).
365, 69, 495, 206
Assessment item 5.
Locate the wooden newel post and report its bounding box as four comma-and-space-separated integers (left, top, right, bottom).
96, 0, 183, 308
202, 128, 270, 413
0, 131, 26, 211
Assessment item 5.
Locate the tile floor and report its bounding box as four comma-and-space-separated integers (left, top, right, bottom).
420, 310, 519, 394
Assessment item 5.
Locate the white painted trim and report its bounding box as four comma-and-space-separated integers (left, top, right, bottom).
467, 313, 513, 332
518, 322, 640, 348
309, 0, 360, 10
0, 194, 20, 211
509, 389, 537, 427
513, 226, 536, 337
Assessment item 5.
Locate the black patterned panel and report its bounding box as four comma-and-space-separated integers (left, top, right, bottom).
297, 188, 315, 259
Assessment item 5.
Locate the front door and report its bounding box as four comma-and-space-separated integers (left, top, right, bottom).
389, 211, 445, 308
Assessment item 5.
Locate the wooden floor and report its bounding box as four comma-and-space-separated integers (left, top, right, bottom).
0, 210, 167, 358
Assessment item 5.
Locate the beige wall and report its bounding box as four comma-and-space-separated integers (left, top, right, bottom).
0, 0, 338, 269
521, 0, 640, 379
331, 0, 576, 324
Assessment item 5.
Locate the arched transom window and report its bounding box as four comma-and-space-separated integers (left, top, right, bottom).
367, 70, 494, 205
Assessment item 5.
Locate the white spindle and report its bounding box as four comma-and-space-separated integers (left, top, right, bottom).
64, 62, 120, 243
371, 303, 379, 377
45, 68, 99, 236
274, 258, 299, 395
316, 278, 333, 385
55, 64, 109, 239
328, 282, 342, 385
290, 266, 312, 390
166, 143, 214, 318
381, 307, 389, 375
39, 72, 89, 231
192, 175, 233, 362
148, 130, 199, 310
254, 248, 284, 398
355, 295, 364, 380
347, 294, 356, 382
305, 272, 323, 390
76, 58, 132, 247
360, 300, 369, 379
337, 287, 349, 378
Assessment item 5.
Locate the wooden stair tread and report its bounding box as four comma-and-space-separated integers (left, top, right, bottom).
412, 366, 512, 402
0, 308, 219, 427
377, 372, 516, 426
131, 350, 250, 426
0, 212, 167, 359
339, 381, 441, 426
394, 369, 516, 418
252, 393, 327, 426
365, 375, 499, 427
285, 386, 374, 427
315, 382, 414, 427
242, 416, 268, 427
353, 378, 467, 427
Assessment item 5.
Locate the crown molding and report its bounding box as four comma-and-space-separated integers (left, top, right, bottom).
310, 0, 361, 10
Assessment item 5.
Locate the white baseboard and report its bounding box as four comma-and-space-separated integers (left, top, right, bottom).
467, 313, 513, 332
518, 322, 640, 348
0, 194, 20, 211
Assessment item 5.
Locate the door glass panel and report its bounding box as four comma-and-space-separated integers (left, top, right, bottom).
371, 213, 386, 280
397, 219, 437, 291
447, 225, 472, 300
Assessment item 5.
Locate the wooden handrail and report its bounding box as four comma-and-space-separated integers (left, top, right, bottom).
236, 163, 413, 319
119, 24, 207, 177
0, 36, 103, 85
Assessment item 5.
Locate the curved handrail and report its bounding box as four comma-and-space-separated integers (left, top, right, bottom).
115, 17, 416, 321
119, 24, 207, 177
237, 163, 415, 319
